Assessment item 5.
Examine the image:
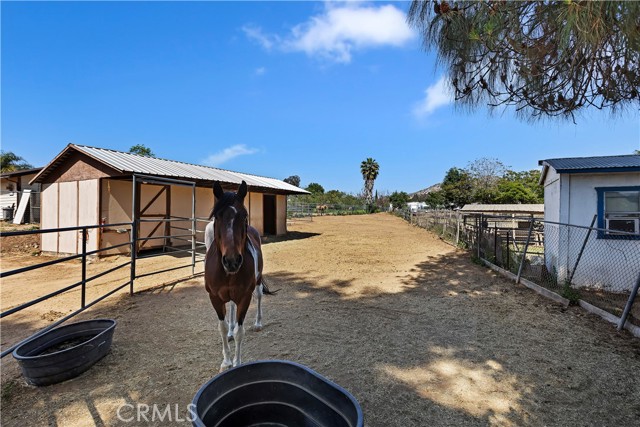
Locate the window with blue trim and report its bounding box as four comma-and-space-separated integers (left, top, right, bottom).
596, 186, 640, 238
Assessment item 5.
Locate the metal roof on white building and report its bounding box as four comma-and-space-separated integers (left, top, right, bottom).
32, 144, 309, 194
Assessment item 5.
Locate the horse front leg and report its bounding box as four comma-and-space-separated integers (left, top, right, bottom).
225, 302, 237, 340
233, 295, 252, 367
209, 295, 232, 371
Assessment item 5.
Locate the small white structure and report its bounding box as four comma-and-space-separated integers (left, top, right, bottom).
407, 201, 427, 213
0, 168, 42, 222
539, 155, 640, 292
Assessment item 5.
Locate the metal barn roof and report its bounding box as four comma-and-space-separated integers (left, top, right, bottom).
538, 154, 640, 185
31, 144, 309, 194
538, 155, 640, 172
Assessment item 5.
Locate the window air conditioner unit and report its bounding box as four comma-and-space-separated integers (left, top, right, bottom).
605, 217, 640, 235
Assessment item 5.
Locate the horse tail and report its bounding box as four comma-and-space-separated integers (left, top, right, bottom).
260, 277, 279, 295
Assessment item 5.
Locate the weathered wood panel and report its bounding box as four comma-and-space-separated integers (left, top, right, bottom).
78, 179, 99, 252
40, 183, 59, 253
249, 192, 263, 235
58, 181, 78, 254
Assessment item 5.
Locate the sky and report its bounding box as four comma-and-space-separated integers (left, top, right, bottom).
2, 1, 639, 194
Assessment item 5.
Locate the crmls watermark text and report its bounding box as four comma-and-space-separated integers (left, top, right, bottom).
117, 403, 197, 423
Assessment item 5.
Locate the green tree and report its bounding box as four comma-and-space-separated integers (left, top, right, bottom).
441, 167, 473, 208
389, 191, 410, 210
424, 190, 445, 209
129, 144, 155, 157
0, 151, 33, 173
283, 175, 301, 187
305, 182, 325, 195
495, 170, 544, 204
360, 158, 380, 211
408, 1, 640, 120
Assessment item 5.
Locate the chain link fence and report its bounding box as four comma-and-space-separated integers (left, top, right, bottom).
400, 210, 640, 333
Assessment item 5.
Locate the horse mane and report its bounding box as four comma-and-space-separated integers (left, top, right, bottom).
209, 191, 244, 220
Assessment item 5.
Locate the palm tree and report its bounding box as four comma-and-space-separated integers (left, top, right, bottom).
1, 151, 33, 173
360, 158, 379, 211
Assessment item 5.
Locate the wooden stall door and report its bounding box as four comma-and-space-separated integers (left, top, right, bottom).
138, 184, 170, 252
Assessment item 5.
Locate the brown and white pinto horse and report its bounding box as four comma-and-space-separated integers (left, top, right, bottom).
204, 181, 272, 371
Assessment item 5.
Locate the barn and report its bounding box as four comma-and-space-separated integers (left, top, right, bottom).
538, 154, 640, 292
30, 144, 308, 256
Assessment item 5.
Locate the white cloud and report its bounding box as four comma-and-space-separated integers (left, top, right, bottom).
243, 2, 415, 63
255, 67, 266, 76
203, 145, 259, 167
413, 76, 454, 118
242, 24, 279, 50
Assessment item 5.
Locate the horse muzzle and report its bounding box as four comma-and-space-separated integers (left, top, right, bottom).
222, 254, 243, 274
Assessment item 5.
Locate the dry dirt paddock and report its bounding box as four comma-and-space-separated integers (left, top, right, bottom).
1, 213, 640, 427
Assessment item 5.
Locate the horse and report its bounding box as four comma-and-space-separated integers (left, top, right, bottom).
204, 180, 273, 371
316, 204, 328, 216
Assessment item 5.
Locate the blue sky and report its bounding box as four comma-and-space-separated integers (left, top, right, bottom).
2, 1, 639, 194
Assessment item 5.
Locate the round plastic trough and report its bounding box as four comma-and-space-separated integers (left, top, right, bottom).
12, 319, 116, 386
192, 360, 363, 427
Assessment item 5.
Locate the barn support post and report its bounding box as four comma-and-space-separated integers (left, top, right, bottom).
568, 214, 597, 285
516, 217, 535, 284
81, 227, 87, 308
191, 183, 196, 276
506, 231, 510, 271
130, 175, 138, 295
618, 272, 640, 331
476, 215, 481, 258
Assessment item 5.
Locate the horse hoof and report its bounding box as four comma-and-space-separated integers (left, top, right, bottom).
219, 362, 232, 372
227, 335, 235, 342
252, 324, 263, 332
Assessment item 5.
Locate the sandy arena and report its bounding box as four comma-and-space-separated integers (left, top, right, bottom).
1, 213, 639, 426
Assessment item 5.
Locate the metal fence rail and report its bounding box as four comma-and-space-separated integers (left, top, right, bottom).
0, 213, 211, 358
400, 210, 640, 334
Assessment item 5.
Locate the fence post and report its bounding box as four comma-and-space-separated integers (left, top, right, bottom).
506, 231, 510, 270
455, 212, 460, 246
618, 272, 640, 331
81, 228, 87, 308
567, 214, 597, 285
516, 218, 534, 284
476, 215, 481, 258
130, 175, 138, 296
191, 184, 196, 276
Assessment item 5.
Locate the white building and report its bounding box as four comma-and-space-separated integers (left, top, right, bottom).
538, 155, 640, 292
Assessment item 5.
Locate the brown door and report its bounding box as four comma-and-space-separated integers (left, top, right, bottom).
263, 195, 277, 235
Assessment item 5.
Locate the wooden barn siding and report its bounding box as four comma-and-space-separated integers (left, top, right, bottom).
78, 180, 99, 252
42, 151, 117, 183
249, 192, 264, 235
58, 182, 79, 254
100, 179, 132, 255
41, 183, 59, 253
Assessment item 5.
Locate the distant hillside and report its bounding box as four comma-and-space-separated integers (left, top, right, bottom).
410, 183, 441, 199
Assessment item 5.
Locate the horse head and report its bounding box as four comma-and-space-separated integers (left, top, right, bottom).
211, 181, 249, 274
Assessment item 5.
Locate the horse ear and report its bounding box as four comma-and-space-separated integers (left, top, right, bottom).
213, 181, 224, 200
237, 181, 247, 201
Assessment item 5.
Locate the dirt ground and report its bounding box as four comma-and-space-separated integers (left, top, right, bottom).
1, 214, 639, 426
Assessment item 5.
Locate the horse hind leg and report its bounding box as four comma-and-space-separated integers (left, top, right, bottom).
253, 284, 263, 331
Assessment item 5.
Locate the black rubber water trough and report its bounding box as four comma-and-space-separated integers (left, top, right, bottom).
12, 319, 116, 386
192, 360, 363, 427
